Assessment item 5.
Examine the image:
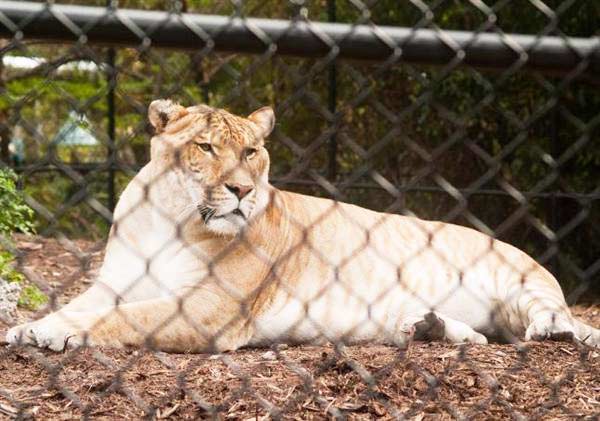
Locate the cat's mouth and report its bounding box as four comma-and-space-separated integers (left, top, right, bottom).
198, 206, 246, 223
214, 208, 246, 220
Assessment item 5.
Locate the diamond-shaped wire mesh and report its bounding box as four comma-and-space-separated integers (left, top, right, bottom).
0, 1, 598, 419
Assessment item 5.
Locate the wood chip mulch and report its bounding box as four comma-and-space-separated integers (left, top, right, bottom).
0, 235, 598, 420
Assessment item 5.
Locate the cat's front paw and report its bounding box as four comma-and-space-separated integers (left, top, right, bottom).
6, 313, 92, 352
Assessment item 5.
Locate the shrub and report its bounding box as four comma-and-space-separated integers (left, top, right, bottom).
0, 168, 47, 309
0, 168, 35, 236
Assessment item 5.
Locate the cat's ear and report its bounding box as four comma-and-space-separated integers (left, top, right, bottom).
148, 99, 188, 134
248, 106, 275, 140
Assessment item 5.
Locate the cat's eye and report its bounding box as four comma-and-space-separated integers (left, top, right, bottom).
244, 147, 258, 159
197, 143, 213, 153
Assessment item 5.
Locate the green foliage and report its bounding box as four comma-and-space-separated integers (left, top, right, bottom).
0, 170, 47, 309
0, 169, 35, 236
0, 251, 48, 310
0, 251, 23, 283
18, 283, 49, 310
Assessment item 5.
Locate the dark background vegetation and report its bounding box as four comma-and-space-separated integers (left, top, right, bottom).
0, 0, 598, 301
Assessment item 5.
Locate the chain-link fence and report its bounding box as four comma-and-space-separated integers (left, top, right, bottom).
0, 1, 599, 419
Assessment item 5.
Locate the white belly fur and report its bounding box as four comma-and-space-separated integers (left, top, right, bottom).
249, 210, 550, 345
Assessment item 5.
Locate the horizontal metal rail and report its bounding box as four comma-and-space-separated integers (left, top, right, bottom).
0, 1, 598, 75
13, 163, 599, 202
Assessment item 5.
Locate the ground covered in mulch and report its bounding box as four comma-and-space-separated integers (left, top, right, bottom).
0, 235, 599, 420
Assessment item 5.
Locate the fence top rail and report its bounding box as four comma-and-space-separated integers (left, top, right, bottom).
0, 1, 598, 75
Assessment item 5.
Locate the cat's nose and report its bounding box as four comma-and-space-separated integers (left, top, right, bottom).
225, 183, 253, 199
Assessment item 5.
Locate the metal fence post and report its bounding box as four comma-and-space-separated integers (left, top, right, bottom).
327, 0, 337, 181
192, 55, 210, 105
0, 55, 9, 164
106, 47, 116, 212
104, 0, 116, 212
550, 103, 560, 280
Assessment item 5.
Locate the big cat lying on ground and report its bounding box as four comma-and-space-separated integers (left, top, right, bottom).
7, 100, 600, 352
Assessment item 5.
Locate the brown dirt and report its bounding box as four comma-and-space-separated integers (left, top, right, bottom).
0, 235, 599, 420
